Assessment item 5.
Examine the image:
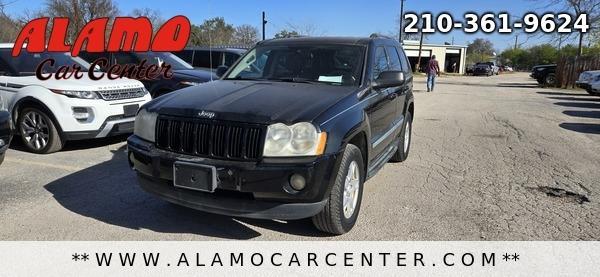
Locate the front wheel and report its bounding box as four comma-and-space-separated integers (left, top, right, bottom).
18, 107, 64, 154
312, 144, 364, 235
390, 111, 413, 162
0, 153, 4, 165
544, 73, 557, 87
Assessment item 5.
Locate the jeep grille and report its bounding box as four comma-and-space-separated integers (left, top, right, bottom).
155, 116, 265, 161
97, 88, 146, 101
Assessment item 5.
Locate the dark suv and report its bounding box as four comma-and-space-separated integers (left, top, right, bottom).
79, 51, 217, 98
127, 36, 415, 234
531, 64, 557, 86
0, 110, 12, 165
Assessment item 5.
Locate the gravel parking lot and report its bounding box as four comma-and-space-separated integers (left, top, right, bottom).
0, 72, 598, 240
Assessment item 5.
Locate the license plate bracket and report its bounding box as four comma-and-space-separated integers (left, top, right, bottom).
173, 162, 217, 192
123, 104, 140, 118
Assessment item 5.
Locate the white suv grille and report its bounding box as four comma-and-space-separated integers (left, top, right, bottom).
97, 88, 146, 101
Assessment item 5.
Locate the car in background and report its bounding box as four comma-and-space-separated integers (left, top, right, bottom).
0, 110, 12, 165
466, 64, 474, 75
576, 70, 600, 95
530, 64, 557, 87
0, 44, 151, 154
502, 65, 514, 72
473, 62, 497, 76
173, 47, 248, 72
79, 51, 217, 98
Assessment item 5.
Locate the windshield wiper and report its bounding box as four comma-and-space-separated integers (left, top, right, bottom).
266, 77, 321, 84
224, 76, 264, 81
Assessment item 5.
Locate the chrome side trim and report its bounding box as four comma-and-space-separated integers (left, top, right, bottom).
371, 116, 404, 148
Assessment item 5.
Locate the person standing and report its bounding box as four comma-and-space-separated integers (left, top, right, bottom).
426, 55, 441, 92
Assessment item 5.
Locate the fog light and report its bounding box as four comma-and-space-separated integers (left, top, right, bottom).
289, 174, 306, 191
72, 107, 90, 121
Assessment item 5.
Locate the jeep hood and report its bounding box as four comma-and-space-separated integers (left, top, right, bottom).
145, 80, 357, 124
1, 75, 144, 91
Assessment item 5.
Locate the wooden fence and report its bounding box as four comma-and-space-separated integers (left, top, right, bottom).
556, 56, 600, 88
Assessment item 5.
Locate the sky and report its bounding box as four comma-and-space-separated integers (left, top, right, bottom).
1, 0, 577, 51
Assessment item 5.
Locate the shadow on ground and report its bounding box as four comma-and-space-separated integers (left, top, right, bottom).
497, 82, 540, 88
43, 145, 327, 239
9, 134, 131, 153
539, 91, 600, 136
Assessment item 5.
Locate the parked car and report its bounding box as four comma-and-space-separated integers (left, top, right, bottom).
589, 79, 600, 96
466, 64, 474, 75
0, 110, 12, 165
173, 47, 247, 72
530, 64, 557, 86
473, 63, 497, 77
79, 51, 217, 98
502, 65, 514, 72
0, 44, 152, 154
576, 70, 600, 95
128, 36, 415, 235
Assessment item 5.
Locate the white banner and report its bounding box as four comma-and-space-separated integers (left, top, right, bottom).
0, 241, 598, 276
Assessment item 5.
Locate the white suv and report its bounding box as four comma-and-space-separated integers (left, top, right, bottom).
576, 70, 600, 96
0, 44, 151, 153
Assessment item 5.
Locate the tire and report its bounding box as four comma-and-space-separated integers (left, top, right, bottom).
390, 111, 413, 162
544, 73, 557, 87
312, 144, 364, 235
0, 153, 4, 165
17, 107, 64, 154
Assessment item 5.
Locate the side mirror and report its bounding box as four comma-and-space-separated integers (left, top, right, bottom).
216, 65, 229, 78
372, 71, 405, 89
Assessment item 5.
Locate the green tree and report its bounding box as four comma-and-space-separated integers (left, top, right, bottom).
274, 29, 299, 39
189, 17, 235, 46
467, 38, 495, 63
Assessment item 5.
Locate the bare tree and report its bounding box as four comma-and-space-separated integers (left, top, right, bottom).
232, 24, 258, 46
284, 22, 324, 36
534, 0, 600, 56
130, 8, 163, 32
44, 0, 119, 42
0, 1, 21, 42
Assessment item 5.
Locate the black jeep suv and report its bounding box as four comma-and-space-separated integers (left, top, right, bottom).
127, 36, 415, 234
0, 110, 13, 165
531, 64, 557, 87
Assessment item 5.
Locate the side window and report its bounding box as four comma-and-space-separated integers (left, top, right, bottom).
0, 57, 10, 76
174, 50, 193, 64
79, 52, 110, 70
372, 46, 389, 80
113, 52, 138, 65
223, 52, 240, 67
395, 46, 411, 72
385, 46, 402, 71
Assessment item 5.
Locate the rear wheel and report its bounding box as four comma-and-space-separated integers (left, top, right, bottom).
390, 111, 413, 162
0, 153, 4, 165
18, 107, 63, 154
312, 144, 364, 235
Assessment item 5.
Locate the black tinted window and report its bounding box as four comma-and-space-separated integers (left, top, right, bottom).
223, 52, 240, 67
372, 46, 389, 79
174, 50, 194, 64
385, 46, 402, 71
193, 50, 222, 69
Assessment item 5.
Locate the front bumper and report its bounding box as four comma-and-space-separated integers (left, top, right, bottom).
49, 94, 151, 137
127, 135, 340, 220
576, 81, 591, 90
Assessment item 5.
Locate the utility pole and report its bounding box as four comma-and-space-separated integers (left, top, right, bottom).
262, 11, 267, 41
415, 30, 424, 73
514, 34, 518, 50
399, 0, 405, 44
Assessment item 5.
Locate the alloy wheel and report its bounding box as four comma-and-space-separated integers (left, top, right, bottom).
343, 161, 360, 219
20, 111, 50, 151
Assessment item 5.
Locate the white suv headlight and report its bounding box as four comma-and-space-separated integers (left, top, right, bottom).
134, 109, 158, 142
263, 122, 327, 157
51, 89, 99, 99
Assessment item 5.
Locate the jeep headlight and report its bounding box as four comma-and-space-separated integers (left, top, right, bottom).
263, 122, 327, 157
134, 109, 158, 142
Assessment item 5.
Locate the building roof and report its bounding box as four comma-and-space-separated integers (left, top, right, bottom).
402, 40, 467, 48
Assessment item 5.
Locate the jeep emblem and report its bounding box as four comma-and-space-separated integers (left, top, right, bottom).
198, 111, 216, 119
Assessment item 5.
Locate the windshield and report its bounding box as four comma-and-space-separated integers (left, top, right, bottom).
0, 49, 92, 76
225, 44, 365, 86
133, 52, 193, 70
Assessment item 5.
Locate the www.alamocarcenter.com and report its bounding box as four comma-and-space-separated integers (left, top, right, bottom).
90, 251, 497, 268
